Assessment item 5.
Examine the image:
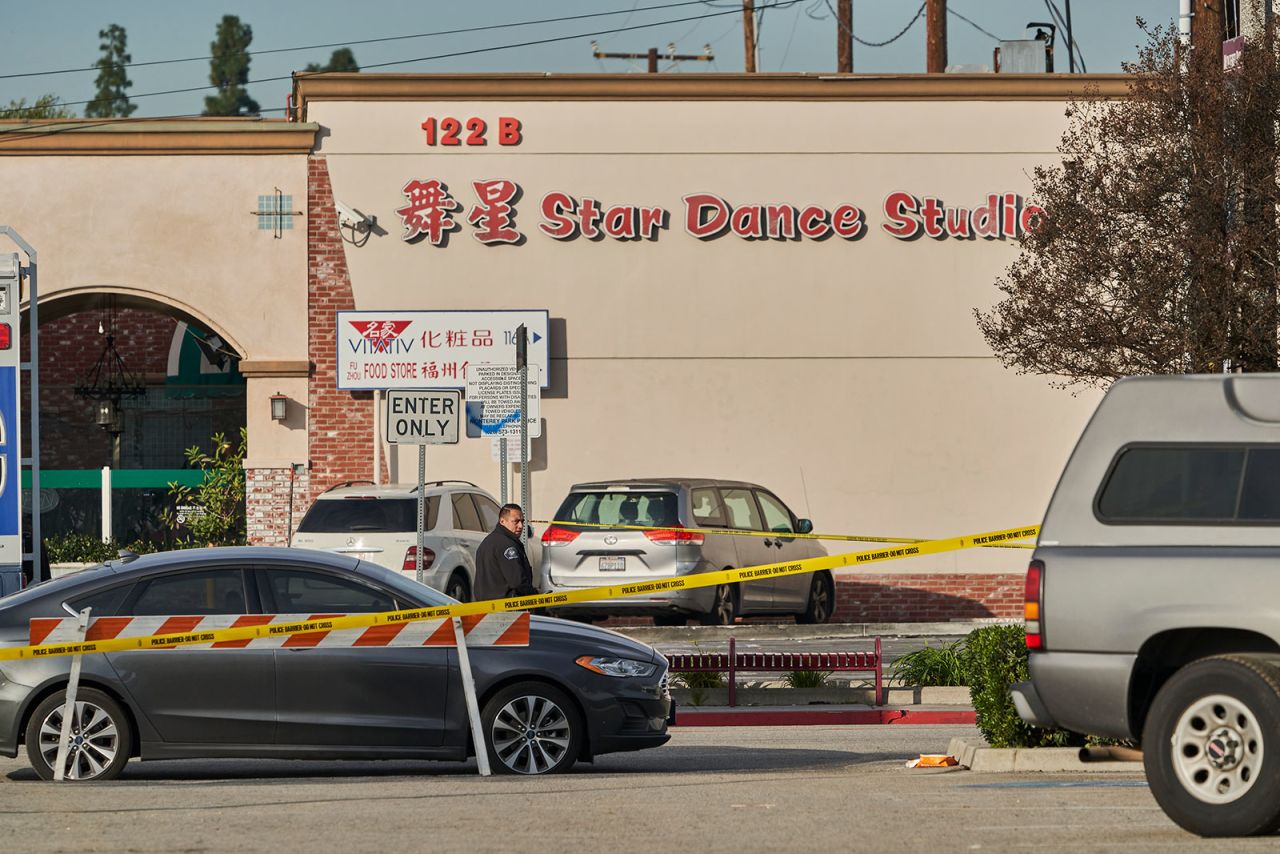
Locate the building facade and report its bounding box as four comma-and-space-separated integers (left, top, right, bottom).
2, 73, 1129, 619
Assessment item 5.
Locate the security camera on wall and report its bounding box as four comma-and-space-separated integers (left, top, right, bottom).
335, 200, 374, 233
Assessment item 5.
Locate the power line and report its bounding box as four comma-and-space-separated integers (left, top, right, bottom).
824, 0, 925, 49
0, 0, 721, 82
0, 2, 795, 120
948, 7, 1002, 43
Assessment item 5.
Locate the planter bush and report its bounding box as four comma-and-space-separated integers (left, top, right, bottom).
961, 624, 1075, 748
45, 533, 158, 564
891, 638, 967, 687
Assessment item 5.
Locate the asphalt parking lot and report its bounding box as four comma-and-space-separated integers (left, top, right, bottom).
3, 724, 1274, 852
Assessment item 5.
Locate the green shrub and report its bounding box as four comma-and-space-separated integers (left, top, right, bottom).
960, 624, 1075, 748
783, 670, 831, 688
674, 670, 725, 706
45, 533, 159, 564
891, 639, 968, 687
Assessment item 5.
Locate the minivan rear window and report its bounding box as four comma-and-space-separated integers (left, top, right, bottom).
555, 491, 679, 528
296, 497, 438, 533
1097, 445, 1280, 523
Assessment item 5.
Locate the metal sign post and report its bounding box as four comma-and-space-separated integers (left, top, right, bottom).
499, 441, 508, 504
384, 389, 462, 585
516, 325, 529, 546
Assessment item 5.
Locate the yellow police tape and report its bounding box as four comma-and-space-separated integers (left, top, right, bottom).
532, 519, 1034, 549
0, 523, 1039, 663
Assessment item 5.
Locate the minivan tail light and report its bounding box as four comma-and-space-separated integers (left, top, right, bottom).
1024, 559, 1044, 650
541, 526, 580, 546
402, 546, 436, 572
644, 525, 704, 546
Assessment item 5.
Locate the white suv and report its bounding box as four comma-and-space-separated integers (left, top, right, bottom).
291, 481, 512, 602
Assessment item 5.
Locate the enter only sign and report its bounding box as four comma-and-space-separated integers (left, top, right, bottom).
385, 390, 461, 445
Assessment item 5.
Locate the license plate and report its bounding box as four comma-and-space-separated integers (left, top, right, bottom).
599, 556, 626, 572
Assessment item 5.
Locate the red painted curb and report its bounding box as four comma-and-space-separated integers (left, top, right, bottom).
672, 709, 976, 727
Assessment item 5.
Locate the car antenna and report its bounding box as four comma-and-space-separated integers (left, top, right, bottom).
117, 549, 140, 564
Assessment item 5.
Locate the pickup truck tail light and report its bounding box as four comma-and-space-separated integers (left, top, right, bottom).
1024, 559, 1044, 649
402, 546, 436, 572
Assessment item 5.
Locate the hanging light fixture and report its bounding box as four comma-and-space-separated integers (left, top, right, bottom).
74, 298, 146, 435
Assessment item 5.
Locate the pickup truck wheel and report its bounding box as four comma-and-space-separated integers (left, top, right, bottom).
1144, 655, 1280, 837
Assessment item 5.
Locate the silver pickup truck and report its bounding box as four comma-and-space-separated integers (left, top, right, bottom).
1015, 374, 1280, 838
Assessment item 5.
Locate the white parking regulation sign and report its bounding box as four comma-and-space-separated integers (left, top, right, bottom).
385, 390, 461, 445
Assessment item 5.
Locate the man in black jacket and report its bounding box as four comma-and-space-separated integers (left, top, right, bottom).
474, 503, 537, 601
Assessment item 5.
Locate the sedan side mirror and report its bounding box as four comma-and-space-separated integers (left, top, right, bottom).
796, 518, 814, 534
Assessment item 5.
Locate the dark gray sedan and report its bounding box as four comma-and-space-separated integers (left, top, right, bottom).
0, 548, 671, 780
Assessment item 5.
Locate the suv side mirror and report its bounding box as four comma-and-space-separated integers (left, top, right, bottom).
796, 518, 813, 534
526, 525, 535, 540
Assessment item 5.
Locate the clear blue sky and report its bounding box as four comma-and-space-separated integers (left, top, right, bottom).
2, 1, 1178, 118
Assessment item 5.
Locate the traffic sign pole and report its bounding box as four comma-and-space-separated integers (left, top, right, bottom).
416, 445, 425, 585
516, 325, 529, 545
499, 441, 508, 504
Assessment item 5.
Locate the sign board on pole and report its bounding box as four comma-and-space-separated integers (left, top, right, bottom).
0, 253, 22, 574
337, 309, 549, 390
464, 364, 541, 438
491, 434, 532, 463
384, 390, 461, 445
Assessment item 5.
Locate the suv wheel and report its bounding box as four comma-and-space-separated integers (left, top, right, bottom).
797, 572, 835, 624
1144, 655, 1280, 837
446, 572, 471, 603
701, 584, 737, 626
482, 681, 582, 775
26, 687, 132, 782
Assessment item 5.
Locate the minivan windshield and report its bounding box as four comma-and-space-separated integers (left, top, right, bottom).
554, 491, 679, 529
297, 498, 437, 533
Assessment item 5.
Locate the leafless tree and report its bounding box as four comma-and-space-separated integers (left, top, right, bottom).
976, 18, 1280, 390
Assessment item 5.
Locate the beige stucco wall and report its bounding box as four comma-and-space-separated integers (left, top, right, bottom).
0, 153, 310, 467
309, 95, 1103, 574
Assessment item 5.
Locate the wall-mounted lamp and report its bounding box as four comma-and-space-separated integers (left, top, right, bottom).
270, 392, 288, 422
95, 399, 123, 433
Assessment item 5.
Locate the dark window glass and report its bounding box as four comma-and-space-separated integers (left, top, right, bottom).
554, 491, 679, 528
296, 498, 425, 533
265, 568, 396, 613
128, 570, 246, 616
1240, 449, 1280, 520
474, 494, 501, 530
67, 584, 133, 617
451, 494, 484, 532
721, 488, 764, 530
690, 488, 727, 526
1098, 448, 1245, 521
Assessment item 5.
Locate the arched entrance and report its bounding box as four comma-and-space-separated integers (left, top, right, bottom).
24, 289, 246, 551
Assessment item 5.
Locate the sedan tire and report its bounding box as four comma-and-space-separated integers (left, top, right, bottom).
25, 687, 132, 782
483, 681, 583, 775
1144, 655, 1280, 837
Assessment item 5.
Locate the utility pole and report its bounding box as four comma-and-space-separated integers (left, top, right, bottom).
1064, 0, 1075, 73
926, 0, 947, 73
593, 43, 713, 73
837, 0, 852, 73
743, 0, 757, 73
1192, 0, 1224, 60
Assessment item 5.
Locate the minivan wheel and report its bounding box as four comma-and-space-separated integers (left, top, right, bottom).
482, 681, 582, 775
797, 572, 835, 624
25, 687, 132, 782
446, 572, 471, 603
701, 584, 737, 626
1143, 655, 1280, 837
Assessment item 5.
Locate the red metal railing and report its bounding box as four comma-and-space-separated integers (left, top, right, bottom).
666, 636, 883, 706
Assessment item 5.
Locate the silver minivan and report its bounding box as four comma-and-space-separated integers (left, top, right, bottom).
540, 478, 832, 625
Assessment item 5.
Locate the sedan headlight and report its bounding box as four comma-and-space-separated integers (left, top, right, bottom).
575, 655, 656, 678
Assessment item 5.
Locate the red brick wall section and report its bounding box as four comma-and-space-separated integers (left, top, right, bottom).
246, 467, 310, 547
600, 573, 1024, 627
307, 156, 385, 501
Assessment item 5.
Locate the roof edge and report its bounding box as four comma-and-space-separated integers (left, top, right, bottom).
0, 119, 320, 156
